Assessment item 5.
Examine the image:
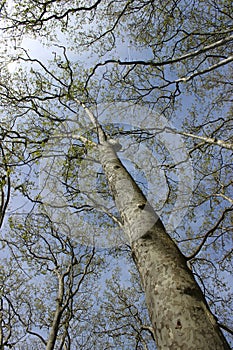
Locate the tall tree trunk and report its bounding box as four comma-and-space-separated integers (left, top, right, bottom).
0, 299, 4, 350
98, 139, 230, 350
46, 274, 64, 350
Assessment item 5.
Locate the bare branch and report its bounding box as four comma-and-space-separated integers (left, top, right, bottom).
85, 34, 233, 87
172, 130, 233, 151
187, 207, 233, 260
177, 56, 233, 83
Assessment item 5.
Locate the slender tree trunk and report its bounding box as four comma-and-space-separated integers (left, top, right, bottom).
46, 306, 63, 350
46, 274, 64, 350
0, 299, 4, 350
98, 139, 230, 350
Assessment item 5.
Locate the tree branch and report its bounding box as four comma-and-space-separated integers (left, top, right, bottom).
176, 56, 233, 83
85, 34, 233, 87
186, 207, 233, 260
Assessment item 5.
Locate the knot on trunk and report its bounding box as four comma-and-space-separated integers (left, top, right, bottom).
107, 138, 122, 151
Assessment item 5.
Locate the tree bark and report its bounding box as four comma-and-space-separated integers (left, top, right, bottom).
0, 299, 4, 350
98, 139, 230, 350
46, 274, 64, 350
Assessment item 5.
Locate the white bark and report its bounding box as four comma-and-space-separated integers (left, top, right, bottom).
168, 129, 233, 151
177, 55, 233, 83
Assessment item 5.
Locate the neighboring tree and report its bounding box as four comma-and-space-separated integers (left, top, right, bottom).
0, 142, 11, 230
0, 0, 232, 349
92, 261, 156, 349
1, 210, 100, 349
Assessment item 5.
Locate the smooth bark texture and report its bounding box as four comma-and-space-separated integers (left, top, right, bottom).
98, 139, 230, 350
46, 273, 64, 350
0, 300, 3, 350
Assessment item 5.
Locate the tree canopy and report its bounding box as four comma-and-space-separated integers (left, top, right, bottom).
0, 0, 232, 349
